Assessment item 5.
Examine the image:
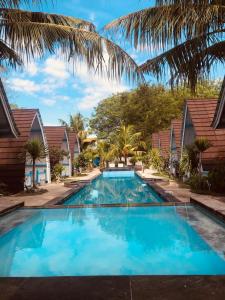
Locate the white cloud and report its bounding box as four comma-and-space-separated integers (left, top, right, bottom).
41, 98, 56, 106
26, 62, 38, 76
43, 57, 70, 79
73, 63, 128, 110
10, 78, 40, 93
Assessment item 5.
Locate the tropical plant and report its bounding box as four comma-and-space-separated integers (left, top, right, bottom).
105, 0, 225, 90
83, 147, 98, 170
52, 163, 65, 182
49, 146, 68, 172
194, 137, 212, 173
208, 164, 225, 193
110, 125, 145, 165
23, 138, 47, 188
189, 174, 210, 192
59, 113, 87, 152
0, 0, 142, 82
149, 148, 164, 172
97, 140, 111, 169
73, 153, 88, 172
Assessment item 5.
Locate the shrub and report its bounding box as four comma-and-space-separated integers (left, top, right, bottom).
189, 174, 209, 192
52, 163, 65, 182
208, 164, 225, 193
73, 153, 88, 172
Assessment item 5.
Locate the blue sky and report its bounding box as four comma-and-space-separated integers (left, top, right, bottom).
3, 0, 152, 125
3, 0, 224, 125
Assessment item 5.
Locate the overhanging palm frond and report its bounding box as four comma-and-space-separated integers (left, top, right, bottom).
0, 39, 22, 67
140, 30, 225, 89
0, 21, 143, 82
1, 9, 96, 31
0, 0, 45, 8
104, 4, 225, 50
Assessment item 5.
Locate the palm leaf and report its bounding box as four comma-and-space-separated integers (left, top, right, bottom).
0, 20, 143, 82
0, 8, 96, 31
0, 0, 45, 8
105, 3, 225, 50
140, 30, 225, 88
0, 39, 22, 67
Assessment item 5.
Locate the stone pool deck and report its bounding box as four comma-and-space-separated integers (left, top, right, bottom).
1, 275, 225, 300
137, 170, 225, 220
0, 169, 101, 211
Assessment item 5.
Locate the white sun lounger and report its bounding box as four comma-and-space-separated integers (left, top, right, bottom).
109, 163, 115, 168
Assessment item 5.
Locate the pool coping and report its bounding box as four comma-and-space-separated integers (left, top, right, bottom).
0, 275, 225, 300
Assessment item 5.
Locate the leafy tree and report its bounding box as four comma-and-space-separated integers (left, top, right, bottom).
149, 148, 164, 172
0, 1, 141, 82
23, 138, 47, 188
105, 0, 225, 90
52, 163, 65, 182
90, 82, 220, 142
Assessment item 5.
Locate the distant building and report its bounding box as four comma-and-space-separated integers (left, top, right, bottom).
0, 109, 51, 192
181, 99, 225, 170
44, 126, 72, 177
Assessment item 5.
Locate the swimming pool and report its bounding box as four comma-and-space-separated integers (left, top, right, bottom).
64, 171, 163, 205
0, 205, 225, 276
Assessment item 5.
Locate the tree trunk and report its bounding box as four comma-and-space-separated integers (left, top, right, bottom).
32, 159, 36, 188
124, 155, 127, 166
199, 152, 202, 174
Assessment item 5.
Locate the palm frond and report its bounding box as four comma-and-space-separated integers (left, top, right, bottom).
140, 30, 225, 90
0, 39, 22, 67
104, 4, 225, 50
0, 0, 45, 8
0, 8, 96, 31
0, 21, 143, 82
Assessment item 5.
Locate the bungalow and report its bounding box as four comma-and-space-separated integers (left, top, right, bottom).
151, 130, 170, 159
0, 109, 51, 193
212, 77, 225, 129
44, 126, 72, 177
169, 119, 182, 175
68, 131, 80, 162
0, 79, 19, 138
68, 131, 80, 175
181, 98, 225, 170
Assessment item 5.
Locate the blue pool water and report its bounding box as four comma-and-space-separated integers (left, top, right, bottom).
64, 171, 163, 205
0, 206, 225, 276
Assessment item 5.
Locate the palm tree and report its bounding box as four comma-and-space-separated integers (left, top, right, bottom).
0, 1, 142, 83
97, 140, 111, 169
59, 113, 87, 152
194, 137, 212, 173
24, 138, 47, 188
105, 0, 225, 90
111, 125, 144, 165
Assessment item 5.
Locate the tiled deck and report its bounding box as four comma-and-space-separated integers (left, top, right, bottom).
0, 169, 101, 208
1, 276, 225, 300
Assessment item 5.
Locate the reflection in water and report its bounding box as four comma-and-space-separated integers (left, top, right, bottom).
65, 175, 163, 205
0, 207, 225, 276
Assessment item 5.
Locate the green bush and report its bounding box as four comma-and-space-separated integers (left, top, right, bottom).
52, 163, 65, 181
189, 174, 209, 192
208, 164, 225, 193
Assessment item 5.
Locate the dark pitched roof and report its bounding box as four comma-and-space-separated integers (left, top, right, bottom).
158, 130, 170, 159
185, 98, 225, 164
68, 131, 78, 157
0, 109, 39, 192
151, 132, 159, 149
212, 77, 225, 128
151, 130, 170, 159
0, 78, 19, 138
171, 119, 182, 157
44, 126, 68, 149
